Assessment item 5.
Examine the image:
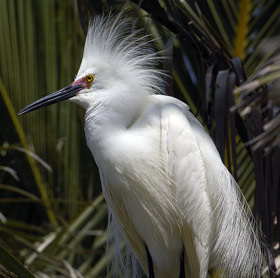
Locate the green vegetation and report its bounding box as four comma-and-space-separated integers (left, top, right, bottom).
0, 0, 279, 277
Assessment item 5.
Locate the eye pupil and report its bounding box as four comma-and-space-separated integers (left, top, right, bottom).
86, 75, 94, 83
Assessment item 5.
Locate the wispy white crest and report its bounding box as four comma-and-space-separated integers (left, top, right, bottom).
80, 10, 164, 95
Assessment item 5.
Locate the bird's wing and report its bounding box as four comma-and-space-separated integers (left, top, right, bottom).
158, 98, 214, 277
157, 95, 268, 278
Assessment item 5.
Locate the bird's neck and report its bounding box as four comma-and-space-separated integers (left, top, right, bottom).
83, 86, 149, 161
86, 91, 148, 127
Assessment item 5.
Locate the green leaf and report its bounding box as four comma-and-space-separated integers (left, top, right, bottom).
0, 243, 36, 278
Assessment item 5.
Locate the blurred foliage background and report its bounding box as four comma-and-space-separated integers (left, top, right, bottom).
0, 0, 280, 277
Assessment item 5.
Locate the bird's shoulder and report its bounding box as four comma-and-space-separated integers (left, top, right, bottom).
147, 95, 218, 154
130, 95, 188, 129
120, 94, 220, 173
130, 95, 204, 139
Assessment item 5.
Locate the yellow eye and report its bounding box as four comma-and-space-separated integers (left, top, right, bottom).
86, 74, 95, 83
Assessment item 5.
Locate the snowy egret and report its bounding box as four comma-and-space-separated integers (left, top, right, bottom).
18, 12, 268, 278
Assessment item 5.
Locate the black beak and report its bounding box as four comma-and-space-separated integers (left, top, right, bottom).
18, 84, 83, 116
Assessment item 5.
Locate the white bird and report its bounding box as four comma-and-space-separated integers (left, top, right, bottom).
19, 11, 268, 278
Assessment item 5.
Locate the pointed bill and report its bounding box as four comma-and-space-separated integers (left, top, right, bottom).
18, 84, 83, 115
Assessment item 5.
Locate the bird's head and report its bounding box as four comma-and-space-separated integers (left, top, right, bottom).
18, 11, 162, 116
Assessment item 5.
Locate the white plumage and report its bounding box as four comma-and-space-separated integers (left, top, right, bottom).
73, 12, 267, 278
19, 11, 268, 278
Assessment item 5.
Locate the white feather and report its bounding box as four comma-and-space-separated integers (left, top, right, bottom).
70, 12, 269, 278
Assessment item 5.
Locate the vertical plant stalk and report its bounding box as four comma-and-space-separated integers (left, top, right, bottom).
0, 78, 58, 227
233, 0, 251, 60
